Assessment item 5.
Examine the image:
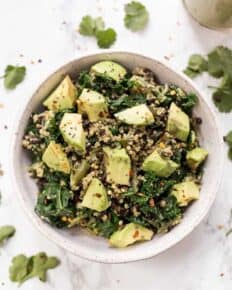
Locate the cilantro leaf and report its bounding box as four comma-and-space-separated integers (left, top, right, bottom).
224, 131, 232, 147
9, 255, 29, 283
183, 54, 208, 79
183, 68, 200, 79
79, 15, 96, 36
207, 46, 232, 79
185, 46, 232, 112
96, 28, 117, 48
213, 75, 232, 112
95, 17, 105, 32
9, 252, 60, 285
124, 1, 149, 31
0, 225, 15, 245
79, 15, 105, 36
224, 130, 232, 160
3, 65, 26, 89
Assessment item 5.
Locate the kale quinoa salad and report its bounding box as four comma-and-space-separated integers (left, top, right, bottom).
22, 61, 208, 248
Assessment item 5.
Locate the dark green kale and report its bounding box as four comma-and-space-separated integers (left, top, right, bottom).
78, 71, 147, 112
35, 182, 75, 228
178, 93, 198, 114
75, 208, 120, 238
108, 93, 146, 113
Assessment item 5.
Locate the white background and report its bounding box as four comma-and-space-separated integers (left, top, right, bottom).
0, 0, 232, 289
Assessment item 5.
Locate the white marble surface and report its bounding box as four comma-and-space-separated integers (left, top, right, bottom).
0, 0, 232, 289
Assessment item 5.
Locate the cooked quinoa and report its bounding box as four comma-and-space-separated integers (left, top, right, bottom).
22, 61, 208, 247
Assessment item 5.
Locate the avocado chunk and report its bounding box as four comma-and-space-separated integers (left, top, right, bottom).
109, 223, 153, 248
186, 147, 208, 170
90, 61, 127, 82
59, 113, 86, 152
77, 88, 108, 122
81, 178, 110, 212
103, 147, 131, 185
114, 104, 154, 126
70, 160, 90, 190
171, 181, 200, 207
43, 76, 77, 111
42, 141, 70, 174
167, 102, 190, 141
142, 150, 179, 177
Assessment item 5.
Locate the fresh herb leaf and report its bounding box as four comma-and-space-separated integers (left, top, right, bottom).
184, 54, 208, 79
0, 225, 15, 245
9, 252, 60, 285
124, 1, 149, 31
207, 46, 232, 79
184, 68, 200, 79
96, 28, 117, 48
213, 75, 232, 112
79, 15, 105, 36
185, 46, 232, 112
9, 255, 29, 283
3, 65, 26, 89
224, 130, 232, 160
95, 17, 105, 32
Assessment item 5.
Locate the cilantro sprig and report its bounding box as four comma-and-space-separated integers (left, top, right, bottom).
78, 15, 116, 48
124, 1, 149, 31
9, 252, 60, 285
79, 15, 105, 36
96, 28, 117, 48
184, 46, 232, 113
0, 225, 15, 246
2, 65, 26, 90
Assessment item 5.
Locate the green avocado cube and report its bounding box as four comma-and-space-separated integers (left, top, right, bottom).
81, 178, 110, 212
167, 102, 190, 141
103, 147, 131, 185
186, 147, 208, 170
43, 76, 77, 111
142, 150, 179, 177
42, 141, 70, 174
70, 160, 90, 190
59, 113, 86, 153
171, 181, 200, 207
90, 61, 127, 82
114, 104, 154, 126
109, 223, 153, 248
77, 88, 108, 122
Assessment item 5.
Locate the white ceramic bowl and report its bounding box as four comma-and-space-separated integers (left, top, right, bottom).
11, 52, 223, 263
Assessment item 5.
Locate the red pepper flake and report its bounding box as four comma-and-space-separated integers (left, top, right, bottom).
95, 193, 102, 198
133, 230, 139, 239
98, 111, 105, 118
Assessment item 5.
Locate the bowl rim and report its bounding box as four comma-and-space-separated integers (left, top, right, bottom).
10, 51, 224, 263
